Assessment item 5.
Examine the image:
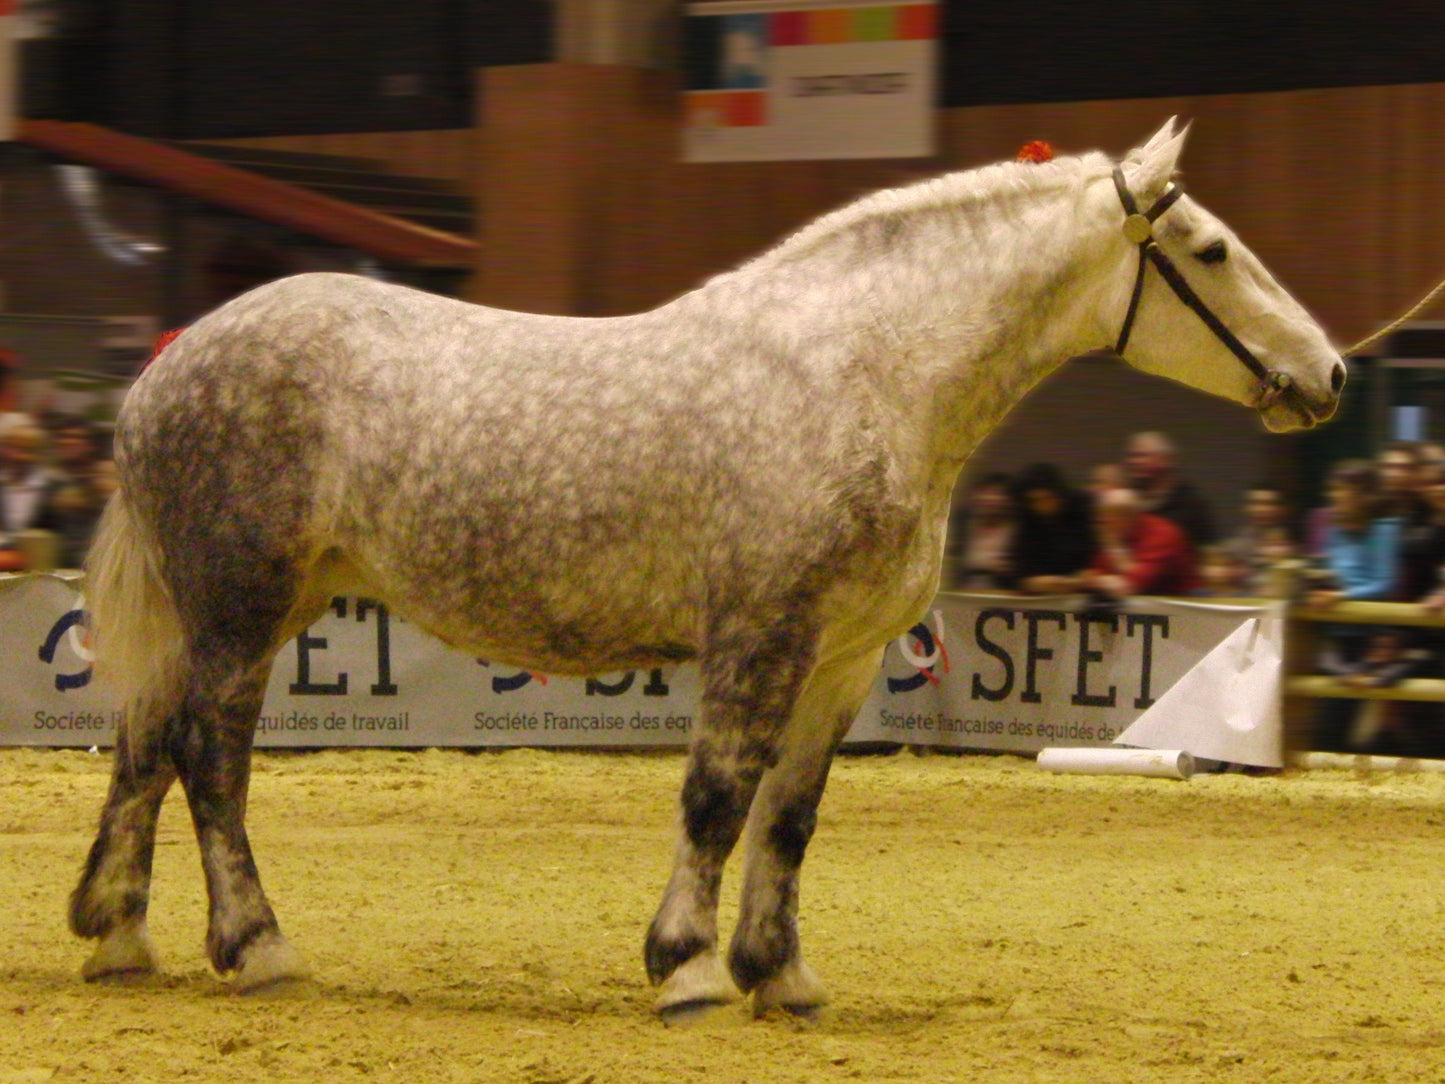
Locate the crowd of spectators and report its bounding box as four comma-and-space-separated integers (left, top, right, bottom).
0, 412, 113, 572
944, 430, 1219, 605
943, 432, 1445, 757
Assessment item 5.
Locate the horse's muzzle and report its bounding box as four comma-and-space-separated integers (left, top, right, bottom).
1259, 358, 1345, 431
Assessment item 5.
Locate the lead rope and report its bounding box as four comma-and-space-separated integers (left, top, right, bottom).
1344, 272, 1445, 356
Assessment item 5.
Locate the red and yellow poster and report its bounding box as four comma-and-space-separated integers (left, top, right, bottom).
683, 1, 937, 162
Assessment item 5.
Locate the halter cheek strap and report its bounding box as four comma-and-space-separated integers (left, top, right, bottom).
1110, 165, 1293, 408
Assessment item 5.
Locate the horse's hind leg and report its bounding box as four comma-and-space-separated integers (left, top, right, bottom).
159, 541, 330, 989
169, 640, 310, 991
730, 646, 884, 1017
645, 615, 820, 1017
70, 715, 177, 980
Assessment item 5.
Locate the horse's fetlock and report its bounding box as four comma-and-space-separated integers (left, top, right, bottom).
729, 917, 798, 994
69, 873, 148, 940
210, 918, 275, 975
68, 891, 105, 939
727, 941, 781, 994
644, 926, 712, 987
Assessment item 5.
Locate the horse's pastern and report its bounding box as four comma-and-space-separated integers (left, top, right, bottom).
658, 998, 739, 1027
749, 958, 829, 1019
653, 952, 742, 1017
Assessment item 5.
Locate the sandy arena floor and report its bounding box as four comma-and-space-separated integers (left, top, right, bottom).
3, 746, 1445, 1083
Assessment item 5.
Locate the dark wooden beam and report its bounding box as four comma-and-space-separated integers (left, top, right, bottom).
17, 119, 477, 269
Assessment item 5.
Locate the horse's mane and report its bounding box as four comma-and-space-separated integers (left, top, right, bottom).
750, 149, 1114, 269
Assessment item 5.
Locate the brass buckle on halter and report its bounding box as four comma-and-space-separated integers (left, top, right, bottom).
1121, 213, 1153, 245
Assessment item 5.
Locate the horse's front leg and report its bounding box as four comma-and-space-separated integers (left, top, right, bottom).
731, 646, 884, 1017
645, 618, 820, 1018
169, 656, 308, 991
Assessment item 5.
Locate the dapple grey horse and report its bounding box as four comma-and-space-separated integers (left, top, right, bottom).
72, 118, 1343, 1018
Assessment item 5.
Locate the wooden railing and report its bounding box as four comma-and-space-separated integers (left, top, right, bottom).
16, 120, 477, 269
1283, 601, 1445, 750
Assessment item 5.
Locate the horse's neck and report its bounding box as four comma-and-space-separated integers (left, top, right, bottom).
785, 185, 1115, 487
676, 174, 1116, 501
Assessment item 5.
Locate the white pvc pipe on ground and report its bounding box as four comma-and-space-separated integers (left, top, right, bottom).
1035, 747, 1195, 780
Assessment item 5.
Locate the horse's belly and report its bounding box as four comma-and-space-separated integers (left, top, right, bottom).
371, 563, 702, 677
407, 610, 699, 677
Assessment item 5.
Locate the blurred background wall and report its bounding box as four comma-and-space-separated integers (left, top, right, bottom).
7, 0, 1445, 516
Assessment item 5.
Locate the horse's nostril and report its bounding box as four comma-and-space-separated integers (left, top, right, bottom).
1331, 360, 1347, 395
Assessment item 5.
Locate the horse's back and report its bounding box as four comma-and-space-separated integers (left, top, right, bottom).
115, 274, 709, 660
115, 271, 914, 669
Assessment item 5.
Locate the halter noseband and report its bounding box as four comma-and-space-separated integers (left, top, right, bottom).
1110, 165, 1292, 408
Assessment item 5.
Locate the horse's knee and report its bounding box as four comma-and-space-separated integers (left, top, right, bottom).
680, 747, 761, 854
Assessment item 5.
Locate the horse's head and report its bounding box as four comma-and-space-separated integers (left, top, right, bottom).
1104, 118, 1345, 432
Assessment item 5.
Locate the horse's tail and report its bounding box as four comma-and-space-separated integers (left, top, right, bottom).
84, 491, 187, 750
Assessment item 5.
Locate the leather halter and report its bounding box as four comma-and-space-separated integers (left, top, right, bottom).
1110, 165, 1293, 408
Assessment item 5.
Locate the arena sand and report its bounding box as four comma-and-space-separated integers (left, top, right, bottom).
3, 747, 1445, 1083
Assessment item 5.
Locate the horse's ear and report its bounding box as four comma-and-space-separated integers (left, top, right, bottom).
1123, 117, 1190, 201
1130, 116, 1179, 158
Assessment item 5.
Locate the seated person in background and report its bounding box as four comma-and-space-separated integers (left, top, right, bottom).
1087, 462, 1125, 507
46, 415, 109, 569
1419, 442, 1445, 488
1022, 487, 1196, 600
1306, 459, 1400, 608
1080, 486, 1197, 601
1398, 471, 1445, 604
944, 472, 1016, 592
1393, 472, 1445, 757
1376, 440, 1430, 528
0, 417, 61, 571
1308, 459, 1407, 752
1008, 462, 1096, 595
1123, 431, 1217, 553
1194, 544, 1247, 598
1222, 481, 1298, 596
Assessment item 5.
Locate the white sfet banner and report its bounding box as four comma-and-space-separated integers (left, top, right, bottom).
682, 0, 937, 162
0, 576, 1283, 766
856, 594, 1286, 767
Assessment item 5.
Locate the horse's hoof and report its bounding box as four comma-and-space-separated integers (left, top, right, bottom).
658, 999, 736, 1027
751, 958, 829, 1019
230, 932, 310, 993
654, 952, 742, 1018
81, 921, 160, 982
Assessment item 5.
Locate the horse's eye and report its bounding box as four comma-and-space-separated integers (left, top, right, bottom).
1196, 240, 1228, 265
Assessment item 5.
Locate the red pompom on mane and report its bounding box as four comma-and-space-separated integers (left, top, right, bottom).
1016, 140, 1054, 164
141, 327, 185, 373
